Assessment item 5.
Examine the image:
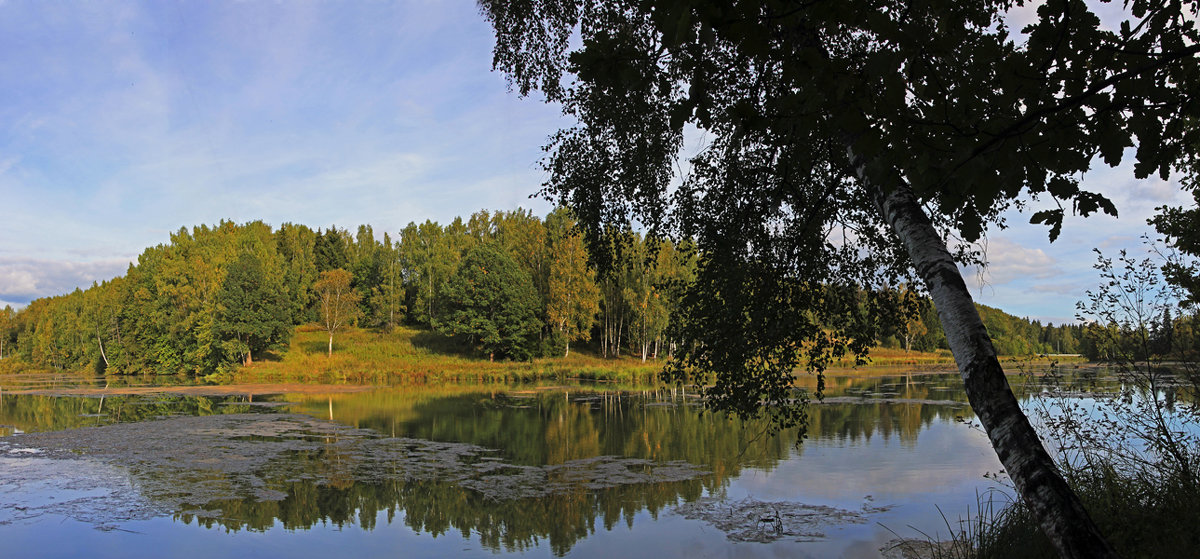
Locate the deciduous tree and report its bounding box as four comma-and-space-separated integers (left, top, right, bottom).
374, 232, 405, 331
438, 243, 542, 361
0, 304, 14, 360
1151, 186, 1200, 307
546, 207, 599, 356
214, 252, 291, 366
400, 220, 462, 326
481, 1, 1199, 556
315, 269, 361, 357
275, 223, 319, 324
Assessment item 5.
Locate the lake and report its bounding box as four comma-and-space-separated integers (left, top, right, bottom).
0, 369, 1085, 559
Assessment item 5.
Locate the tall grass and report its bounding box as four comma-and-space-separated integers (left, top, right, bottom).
917, 465, 1200, 559
827, 348, 1084, 372
228, 326, 665, 386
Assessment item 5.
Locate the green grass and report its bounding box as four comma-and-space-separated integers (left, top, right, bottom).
3, 324, 1087, 387
912, 465, 1200, 559
227, 325, 665, 385
824, 347, 1085, 376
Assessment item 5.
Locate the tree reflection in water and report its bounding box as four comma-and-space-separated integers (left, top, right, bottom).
0, 373, 1096, 554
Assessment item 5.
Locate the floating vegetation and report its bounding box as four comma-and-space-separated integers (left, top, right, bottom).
0, 452, 170, 529
674, 496, 892, 543
881, 538, 961, 559
2, 413, 710, 528
818, 396, 968, 407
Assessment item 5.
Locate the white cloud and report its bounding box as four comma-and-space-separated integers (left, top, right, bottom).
1002, 1, 1042, 34
0, 155, 19, 175
0, 257, 131, 304
1098, 235, 1138, 249
965, 237, 1060, 288
0, 267, 38, 295
0, 1, 567, 286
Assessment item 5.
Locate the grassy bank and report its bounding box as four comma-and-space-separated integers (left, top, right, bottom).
827, 347, 1084, 373
233, 325, 977, 386
2, 324, 1085, 386
225, 325, 665, 385
904, 465, 1200, 559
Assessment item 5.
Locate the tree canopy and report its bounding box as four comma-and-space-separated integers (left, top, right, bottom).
314, 268, 361, 357
546, 207, 601, 356
1151, 167, 1200, 307
438, 242, 543, 361
213, 252, 292, 366
480, 1, 1199, 556
0, 210, 717, 374
482, 0, 1198, 403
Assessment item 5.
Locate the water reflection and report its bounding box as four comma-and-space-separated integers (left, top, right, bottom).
0, 372, 1098, 557
0, 392, 274, 434
176, 474, 709, 555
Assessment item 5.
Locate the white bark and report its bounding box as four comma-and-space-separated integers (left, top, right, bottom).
850, 152, 1119, 559
96, 333, 109, 368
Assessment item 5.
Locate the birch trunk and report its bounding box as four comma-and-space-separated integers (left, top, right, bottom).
616, 316, 623, 358
96, 333, 109, 368
854, 157, 1119, 559
602, 303, 610, 358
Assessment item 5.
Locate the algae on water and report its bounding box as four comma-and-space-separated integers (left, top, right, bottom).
2, 413, 709, 527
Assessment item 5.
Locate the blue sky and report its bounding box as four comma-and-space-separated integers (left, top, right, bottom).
0, 1, 1190, 325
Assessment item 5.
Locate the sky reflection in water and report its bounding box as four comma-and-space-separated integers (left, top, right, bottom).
0, 373, 1019, 558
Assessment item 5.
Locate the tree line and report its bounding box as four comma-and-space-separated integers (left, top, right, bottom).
0, 208, 1088, 376
0, 209, 690, 374
881, 294, 1087, 357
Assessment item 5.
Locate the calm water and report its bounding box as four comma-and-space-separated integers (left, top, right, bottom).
0, 372, 1065, 559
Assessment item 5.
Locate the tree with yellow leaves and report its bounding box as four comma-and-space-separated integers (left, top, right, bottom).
314, 268, 360, 357
546, 208, 599, 357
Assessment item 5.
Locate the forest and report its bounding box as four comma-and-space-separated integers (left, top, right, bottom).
0, 208, 1093, 377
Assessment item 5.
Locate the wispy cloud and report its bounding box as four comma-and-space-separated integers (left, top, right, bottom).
0, 257, 131, 305
0, 1, 567, 286
964, 237, 1060, 288
0, 0, 1189, 328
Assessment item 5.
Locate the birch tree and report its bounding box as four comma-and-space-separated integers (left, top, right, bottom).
375, 232, 405, 331
400, 220, 462, 326
315, 269, 361, 357
480, 1, 1200, 556
275, 223, 319, 323
546, 207, 599, 356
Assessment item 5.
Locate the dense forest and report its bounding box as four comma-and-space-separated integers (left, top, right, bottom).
0, 209, 1089, 376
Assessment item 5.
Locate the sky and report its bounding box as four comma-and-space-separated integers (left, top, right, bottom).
0, 1, 1192, 325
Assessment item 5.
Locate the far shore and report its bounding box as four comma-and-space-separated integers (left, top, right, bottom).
0, 325, 1091, 394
